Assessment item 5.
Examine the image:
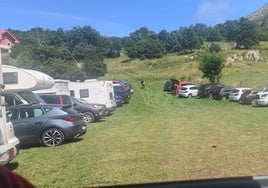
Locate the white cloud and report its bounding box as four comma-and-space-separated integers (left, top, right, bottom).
196, 1, 231, 25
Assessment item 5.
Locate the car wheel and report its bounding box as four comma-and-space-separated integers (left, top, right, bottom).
41, 128, 65, 147
188, 94, 192, 98
222, 96, 227, 100
83, 112, 95, 123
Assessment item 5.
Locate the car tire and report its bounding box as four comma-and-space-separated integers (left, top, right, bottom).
83, 112, 95, 123
222, 96, 227, 100
188, 94, 192, 98
41, 128, 65, 147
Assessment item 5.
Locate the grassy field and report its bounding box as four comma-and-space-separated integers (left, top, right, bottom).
8, 43, 268, 187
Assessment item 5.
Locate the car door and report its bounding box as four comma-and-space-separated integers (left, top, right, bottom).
190, 86, 199, 96
9, 107, 47, 145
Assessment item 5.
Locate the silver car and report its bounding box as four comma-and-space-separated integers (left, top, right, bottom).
178, 85, 199, 98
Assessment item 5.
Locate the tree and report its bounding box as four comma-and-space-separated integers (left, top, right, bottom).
199, 52, 225, 83
129, 27, 157, 41
209, 43, 221, 53
235, 17, 259, 49
180, 27, 202, 52
206, 27, 223, 42
126, 39, 166, 59
83, 54, 107, 79
15, 44, 84, 80
223, 20, 240, 42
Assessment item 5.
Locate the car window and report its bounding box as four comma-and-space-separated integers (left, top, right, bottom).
190, 87, 198, 90
6, 109, 16, 121
231, 89, 239, 93
18, 107, 44, 119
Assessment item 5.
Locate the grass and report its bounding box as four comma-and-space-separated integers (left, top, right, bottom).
10, 81, 268, 187
8, 43, 268, 187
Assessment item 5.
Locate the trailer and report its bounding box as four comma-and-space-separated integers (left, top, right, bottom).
68, 80, 117, 113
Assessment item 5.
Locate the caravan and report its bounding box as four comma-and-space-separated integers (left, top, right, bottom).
68, 80, 117, 114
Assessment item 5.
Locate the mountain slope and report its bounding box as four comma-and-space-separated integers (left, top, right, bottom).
247, 3, 268, 26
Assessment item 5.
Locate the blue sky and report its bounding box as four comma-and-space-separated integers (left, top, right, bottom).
1, 0, 267, 37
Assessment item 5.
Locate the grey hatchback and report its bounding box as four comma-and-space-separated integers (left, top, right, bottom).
6, 104, 87, 147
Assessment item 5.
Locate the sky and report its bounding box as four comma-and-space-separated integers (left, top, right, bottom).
1, 0, 268, 37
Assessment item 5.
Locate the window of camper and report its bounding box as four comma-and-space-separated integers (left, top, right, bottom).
79, 89, 89, 98
3, 72, 18, 84
70, 90, 75, 97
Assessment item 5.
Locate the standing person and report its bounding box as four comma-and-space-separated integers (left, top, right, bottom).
141, 79, 145, 89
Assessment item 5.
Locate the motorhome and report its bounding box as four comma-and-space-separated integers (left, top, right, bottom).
33, 79, 70, 95
2, 65, 55, 105
68, 80, 117, 113
0, 64, 24, 165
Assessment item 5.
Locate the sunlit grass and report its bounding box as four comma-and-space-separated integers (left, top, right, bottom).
9, 42, 268, 187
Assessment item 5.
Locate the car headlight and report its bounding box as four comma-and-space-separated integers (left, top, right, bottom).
90, 104, 104, 109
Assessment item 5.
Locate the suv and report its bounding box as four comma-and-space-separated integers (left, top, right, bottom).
71, 97, 107, 123
212, 86, 234, 100
197, 83, 224, 98
113, 84, 131, 104
38, 94, 107, 123
229, 87, 252, 102
37, 94, 72, 106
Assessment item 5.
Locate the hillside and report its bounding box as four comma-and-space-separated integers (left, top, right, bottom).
247, 3, 268, 26
103, 42, 268, 88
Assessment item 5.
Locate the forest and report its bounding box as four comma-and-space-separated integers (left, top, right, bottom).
4, 17, 268, 81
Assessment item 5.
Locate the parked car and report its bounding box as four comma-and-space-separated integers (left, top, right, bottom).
6, 104, 87, 147
113, 80, 133, 94
114, 93, 124, 107
175, 81, 193, 94
212, 86, 234, 100
113, 84, 131, 104
251, 91, 268, 107
163, 79, 179, 92
38, 94, 72, 106
71, 97, 107, 123
178, 85, 199, 98
197, 83, 224, 98
239, 89, 258, 105
229, 87, 252, 102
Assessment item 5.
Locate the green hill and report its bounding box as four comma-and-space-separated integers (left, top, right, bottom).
103, 41, 268, 88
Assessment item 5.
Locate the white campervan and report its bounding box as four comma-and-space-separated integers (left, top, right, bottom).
68, 80, 117, 114
2, 65, 55, 105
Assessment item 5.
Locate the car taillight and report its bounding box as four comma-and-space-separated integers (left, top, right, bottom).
63, 116, 76, 122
